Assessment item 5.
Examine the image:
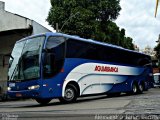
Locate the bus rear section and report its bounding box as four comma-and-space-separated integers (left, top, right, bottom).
63, 37, 153, 97
153, 73, 160, 87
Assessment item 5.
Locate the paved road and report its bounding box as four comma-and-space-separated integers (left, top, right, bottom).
0, 88, 160, 120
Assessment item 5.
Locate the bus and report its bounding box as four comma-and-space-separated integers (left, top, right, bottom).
7, 32, 153, 105
153, 73, 160, 87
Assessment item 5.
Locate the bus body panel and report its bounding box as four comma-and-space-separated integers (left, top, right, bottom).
8, 58, 150, 99
62, 58, 147, 96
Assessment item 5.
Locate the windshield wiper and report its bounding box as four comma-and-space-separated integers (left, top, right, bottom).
9, 56, 24, 81
10, 55, 14, 60
9, 63, 18, 81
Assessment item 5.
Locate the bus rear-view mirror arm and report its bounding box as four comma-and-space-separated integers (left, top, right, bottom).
8, 55, 14, 68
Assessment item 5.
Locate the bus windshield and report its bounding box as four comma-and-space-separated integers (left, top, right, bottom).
8, 36, 45, 81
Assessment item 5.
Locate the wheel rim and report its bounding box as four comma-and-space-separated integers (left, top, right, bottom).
139, 84, 143, 92
64, 88, 74, 101
133, 85, 137, 93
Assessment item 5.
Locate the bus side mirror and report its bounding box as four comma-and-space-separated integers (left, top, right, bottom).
45, 53, 55, 65
42, 49, 54, 65
43, 53, 55, 76
8, 59, 13, 68
8, 55, 14, 68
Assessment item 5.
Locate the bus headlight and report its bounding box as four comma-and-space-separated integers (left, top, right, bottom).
28, 85, 40, 90
7, 87, 11, 91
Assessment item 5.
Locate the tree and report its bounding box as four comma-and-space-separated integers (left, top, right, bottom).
47, 0, 134, 50
94, 21, 134, 50
155, 44, 160, 58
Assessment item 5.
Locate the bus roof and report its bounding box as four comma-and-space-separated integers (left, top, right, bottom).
47, 32, 148, 57
18, 32, 149, 57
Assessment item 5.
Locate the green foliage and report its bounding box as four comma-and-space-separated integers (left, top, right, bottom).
155, 43, 160, 58
154, 43, 160, 68
47, 0, 134, 50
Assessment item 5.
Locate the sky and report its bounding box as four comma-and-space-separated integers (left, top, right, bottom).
1, 0, 160, 49
0, 0, 53, 31
115, 0, 160, 49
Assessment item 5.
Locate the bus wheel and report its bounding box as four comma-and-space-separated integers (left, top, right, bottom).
131, 83, 138, 94
138, 83, 144, 94
144, 82, 148, 91
59, 84, 77, 103
35, 98, 51, 105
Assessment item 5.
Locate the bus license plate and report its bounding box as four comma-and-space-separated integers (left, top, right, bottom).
16, 93, 22, 97
9, 83, 15, 87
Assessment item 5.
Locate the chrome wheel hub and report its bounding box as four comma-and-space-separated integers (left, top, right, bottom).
65, 88, 74, 100
133, 85, 137, 93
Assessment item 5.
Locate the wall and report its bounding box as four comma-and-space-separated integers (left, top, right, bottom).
32, 21, 51, 34
0, 4, 32, 32
0, 1, 52, 96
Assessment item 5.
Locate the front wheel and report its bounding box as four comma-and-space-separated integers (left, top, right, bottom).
35, 98, 52, 105
59, 84, 77, 103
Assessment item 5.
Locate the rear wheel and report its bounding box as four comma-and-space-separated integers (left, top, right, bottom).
144, 82, 148, 91
59, 84, 77, 103
138, 82, 144, 94
35, 98, 52, 105
126, 83, 138, 95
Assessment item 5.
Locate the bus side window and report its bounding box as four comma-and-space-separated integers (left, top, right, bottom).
43, 52, 55, 77
43, 36, 65, 78
138, 58, 151, 66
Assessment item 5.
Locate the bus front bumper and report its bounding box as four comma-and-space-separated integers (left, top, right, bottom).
7, 89, 41, 99
154, 83, 160, 88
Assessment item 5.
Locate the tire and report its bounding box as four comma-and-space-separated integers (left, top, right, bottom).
128, 83, 138, 95
59, 84, 77, 103
138, 83, 144, 94
35, 98, 52, 105
1, 94, 8, 101
144, 82, 148, 91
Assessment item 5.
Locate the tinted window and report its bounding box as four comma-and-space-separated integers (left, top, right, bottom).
66, 39, 96, 60
46, 37, 65, 60
66, 38, 150, 66
43, 37, 65, 78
